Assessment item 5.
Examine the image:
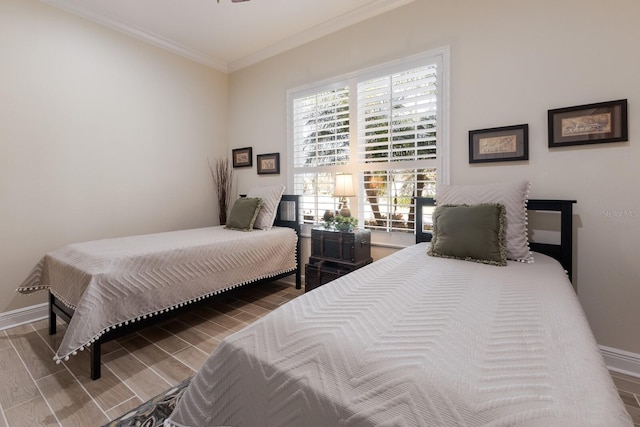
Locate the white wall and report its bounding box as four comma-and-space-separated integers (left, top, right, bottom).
228, 0, 640, 354
0, 0, 228, 312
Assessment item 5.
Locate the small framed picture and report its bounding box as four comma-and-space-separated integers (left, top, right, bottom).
469, 124, 529, 163
257, 153, 280, 175
548, 99, 628, 147
232, 147, 252, 168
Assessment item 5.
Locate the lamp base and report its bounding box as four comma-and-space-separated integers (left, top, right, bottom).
338, 197, 351, 217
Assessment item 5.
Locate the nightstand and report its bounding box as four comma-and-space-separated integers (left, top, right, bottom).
305, 227, 372, 292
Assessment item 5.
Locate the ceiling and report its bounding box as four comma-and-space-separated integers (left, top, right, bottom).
40, 0, 414, 73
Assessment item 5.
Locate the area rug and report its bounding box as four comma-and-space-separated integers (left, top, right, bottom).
103, 377, 192, 427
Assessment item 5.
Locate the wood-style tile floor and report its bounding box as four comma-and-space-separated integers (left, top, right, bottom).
0, 280, 301, 426
612, 370, 640, 426
0, 280, 638, 426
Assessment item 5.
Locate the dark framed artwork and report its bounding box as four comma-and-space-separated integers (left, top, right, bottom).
232, 147, 252, 168
257, 153, 280, 175
469, 124, 529, 163
548, 99, 628, 147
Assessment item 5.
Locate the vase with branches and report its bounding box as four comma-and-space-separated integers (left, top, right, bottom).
209, 158, 233, 225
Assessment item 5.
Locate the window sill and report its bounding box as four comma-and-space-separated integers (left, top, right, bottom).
300, 224, 414, 249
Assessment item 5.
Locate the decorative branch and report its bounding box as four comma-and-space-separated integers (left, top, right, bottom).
208, 158, 233, 225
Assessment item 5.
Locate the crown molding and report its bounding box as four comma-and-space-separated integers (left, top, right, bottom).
228, 0, 415, 72
40, 0, 414, 74
39, 0, 229, 72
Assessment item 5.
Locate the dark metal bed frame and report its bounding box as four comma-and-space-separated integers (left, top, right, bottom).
415, 197, 577, 281
48, 195, 301, 380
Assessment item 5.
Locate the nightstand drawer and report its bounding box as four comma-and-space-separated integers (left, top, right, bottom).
306, 227, 373, 292
305, 263, 340, 292
305, 260, 372, 292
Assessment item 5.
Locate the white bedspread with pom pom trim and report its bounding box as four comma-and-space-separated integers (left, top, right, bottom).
17, 226, 297, 362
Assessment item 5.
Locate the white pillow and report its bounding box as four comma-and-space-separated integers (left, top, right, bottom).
435, 180, 532, 262
245, 185, 286, 230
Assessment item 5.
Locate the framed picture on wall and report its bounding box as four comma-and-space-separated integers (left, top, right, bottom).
232, 147, 252, 168
469, 124, 529, 163
257, 153, 280, 175
548, 99, 628, 147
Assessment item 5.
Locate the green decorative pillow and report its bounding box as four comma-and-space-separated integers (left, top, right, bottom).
427, 203, 507, 266
436, 181, 531, 262
224, 198, 263, 231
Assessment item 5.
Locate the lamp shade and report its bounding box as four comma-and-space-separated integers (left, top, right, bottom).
334, 174, 355, 197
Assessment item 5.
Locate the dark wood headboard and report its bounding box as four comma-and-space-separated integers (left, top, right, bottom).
274, 194, 300, 230
414, 197, 577, 281
275, 195, 301, 289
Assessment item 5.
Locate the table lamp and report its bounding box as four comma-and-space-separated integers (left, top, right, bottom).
334, 173, 355, 217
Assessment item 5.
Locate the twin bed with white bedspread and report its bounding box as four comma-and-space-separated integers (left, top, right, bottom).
18, 226, 296, 360
169, 245, 630, 426
166, 192, 632, 427
17, 191, 300, 379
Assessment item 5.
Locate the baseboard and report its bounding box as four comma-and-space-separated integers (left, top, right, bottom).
0, 303, 48, 331
600, 345, 640, 378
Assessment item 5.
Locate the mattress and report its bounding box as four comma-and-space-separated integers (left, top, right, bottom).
17, 226, 297, 363
167, 243, 632, 427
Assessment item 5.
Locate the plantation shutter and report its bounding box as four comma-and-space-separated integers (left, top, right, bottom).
292, 85, 350, 222
292, 86, 350, 168
357, 64, 438, 166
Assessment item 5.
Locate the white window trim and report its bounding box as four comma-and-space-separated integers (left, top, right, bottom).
287, 46, 451, 245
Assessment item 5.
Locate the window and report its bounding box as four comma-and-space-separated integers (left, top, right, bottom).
289, 48, 449, 233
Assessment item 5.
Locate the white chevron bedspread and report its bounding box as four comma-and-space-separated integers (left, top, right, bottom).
17, 226, 297, 363
167, 243, 632, 427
